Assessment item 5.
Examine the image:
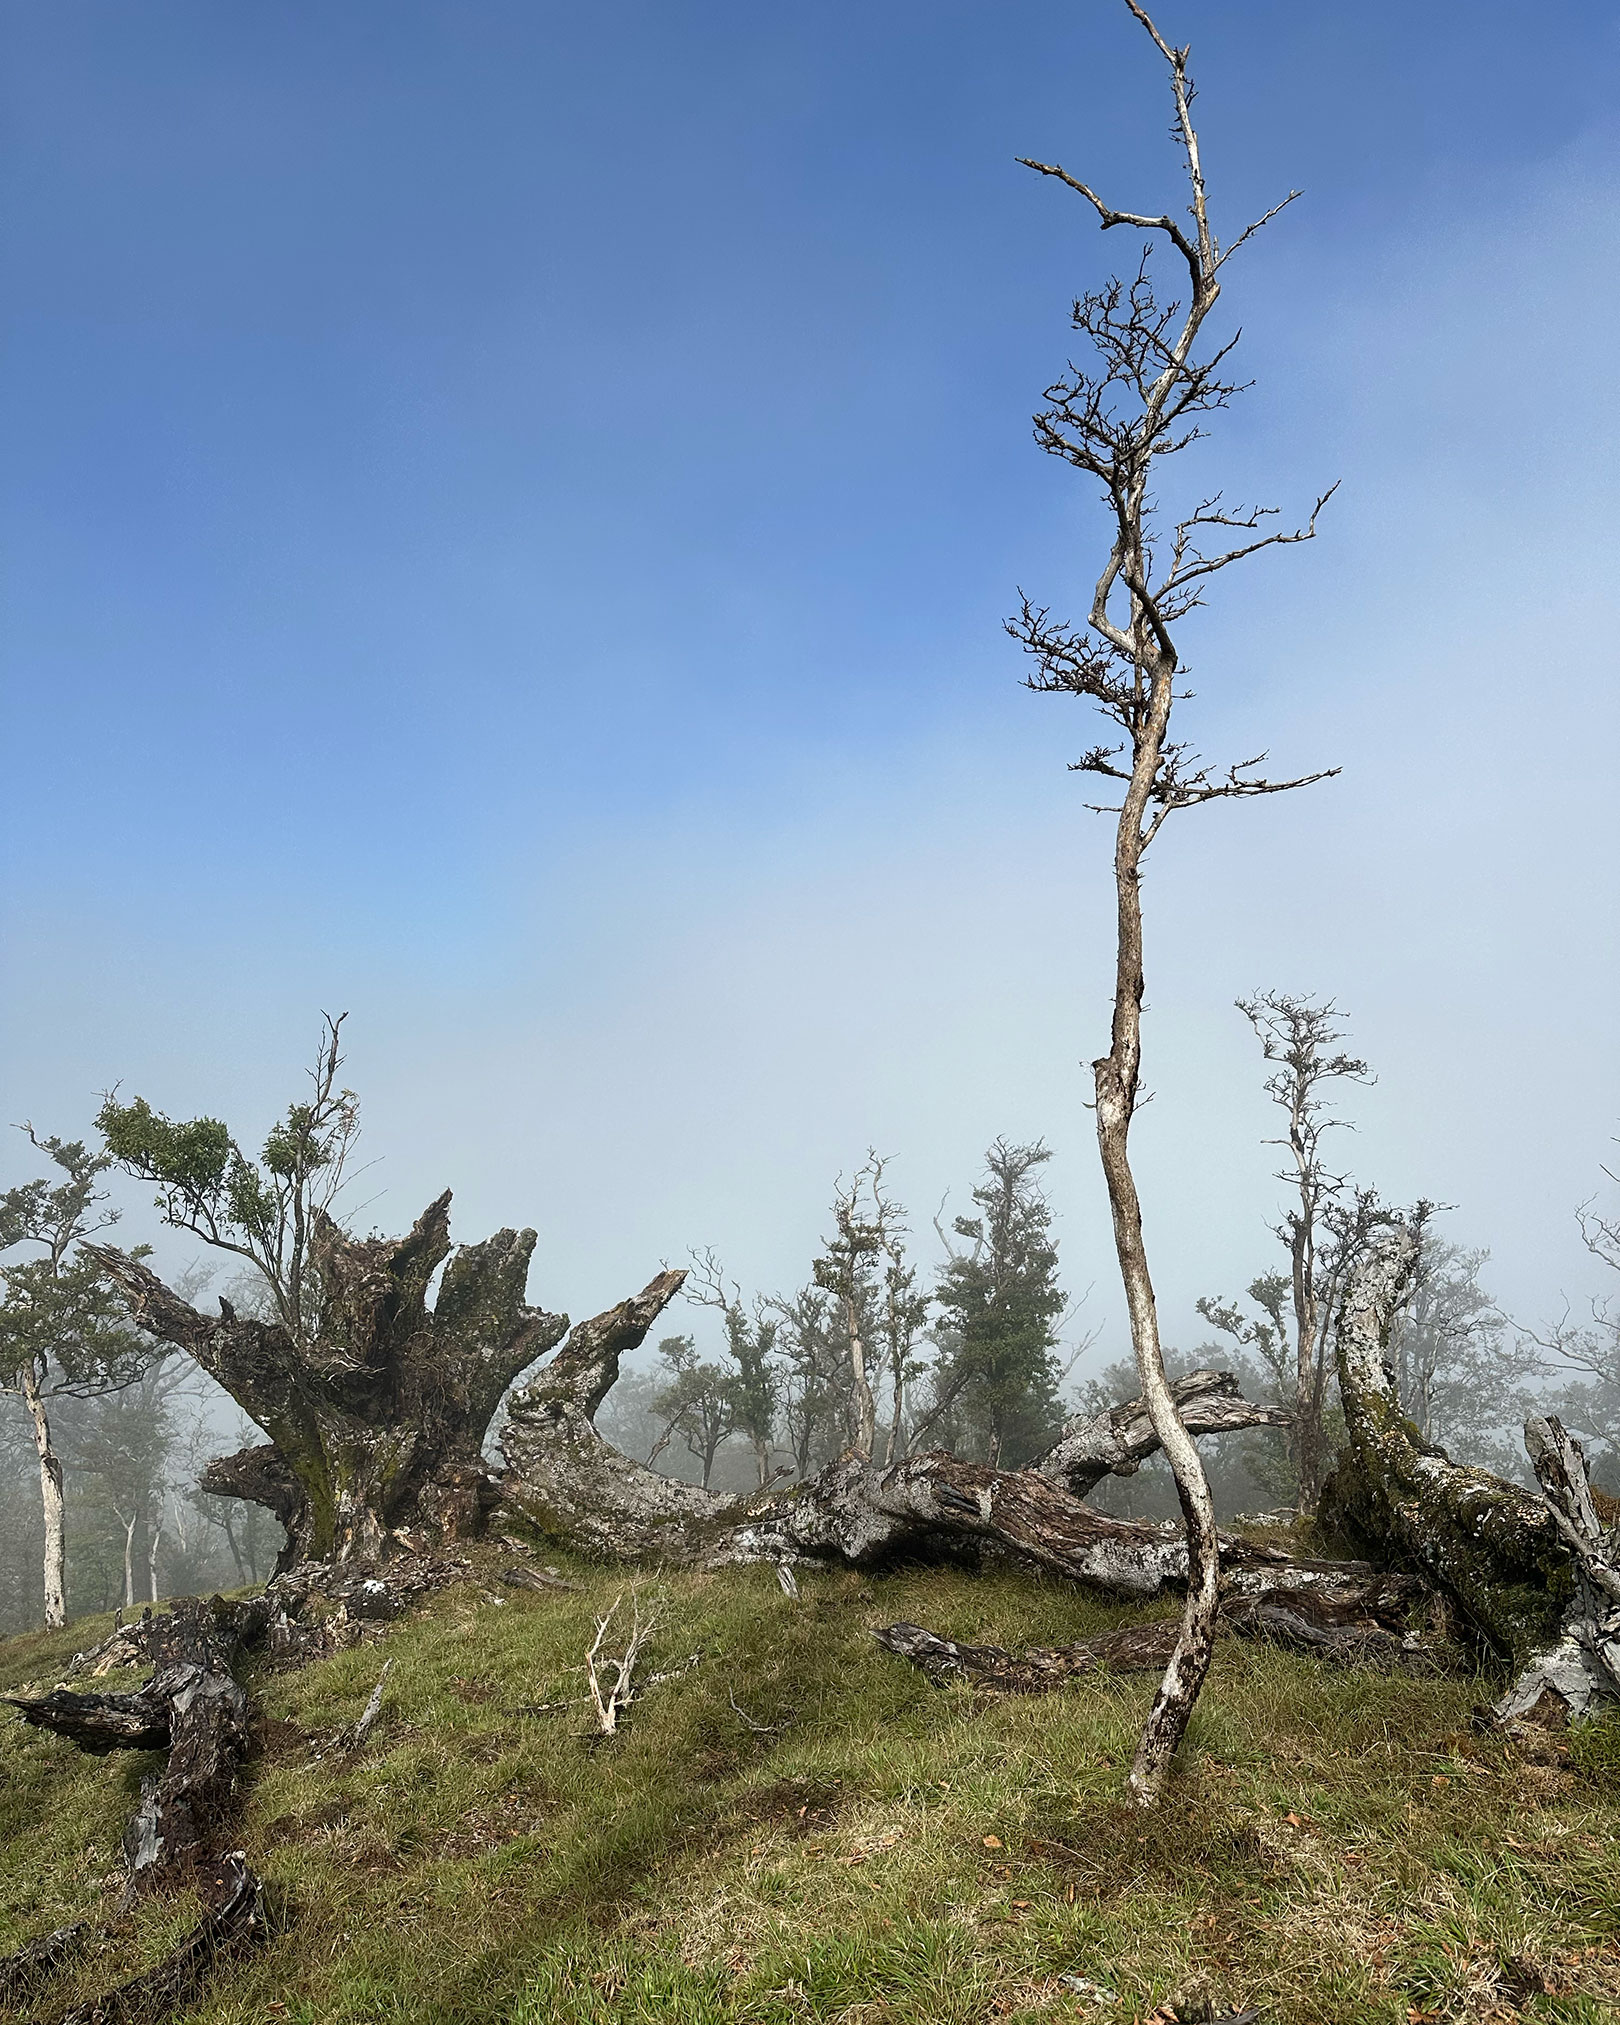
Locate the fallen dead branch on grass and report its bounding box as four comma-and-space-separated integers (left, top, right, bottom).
875, 1572, 1451, 1692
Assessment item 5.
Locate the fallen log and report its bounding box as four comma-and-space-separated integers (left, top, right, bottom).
875, 1572, 1448, 1692
1321, 1226, 1577, 1671
1034, 1368, 1290, 1500
498, 1287, 1397, 1606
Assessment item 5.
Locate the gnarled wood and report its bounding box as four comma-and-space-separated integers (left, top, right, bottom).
499, 1330, 1391, 1608
87, 1194, 568, 1564
7, 1597, 258, 1892
876, 1573, 1448, 1693
1035, 1367, 1290, 1499
1493, 1415, 1620, 1725
57, 1852, 264, 2025
1322, 1226, 1575, 1669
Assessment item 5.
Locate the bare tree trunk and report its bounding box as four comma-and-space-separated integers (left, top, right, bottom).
20, 1361, 66, 1629
846, 1295, 877, 1461
1096, 990, 1221, 1804
119, 1511, 138, 1611
1291, 1208, 1323, 1512
148, 1512, 164, 1605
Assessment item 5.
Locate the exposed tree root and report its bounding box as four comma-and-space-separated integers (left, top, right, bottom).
55, 1854, 265, 2025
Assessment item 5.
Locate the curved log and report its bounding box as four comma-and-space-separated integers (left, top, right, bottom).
87, 1194, 569, 1564
1035, 1367, 1291, 1499
1322, 1226, 1576, 1670
875, 1573, 1446, 1692
499, 1315, 1387, 1603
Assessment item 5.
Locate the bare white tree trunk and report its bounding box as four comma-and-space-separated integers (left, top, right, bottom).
20, 1361, 66, 1629
119, 1511, 138, 1611
147, 1512, 164, 1605
846, 1296, 877, 1461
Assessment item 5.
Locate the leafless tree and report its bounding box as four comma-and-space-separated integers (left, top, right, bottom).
1010, 2, 1336, 1800
1234, 992, 1371, 1509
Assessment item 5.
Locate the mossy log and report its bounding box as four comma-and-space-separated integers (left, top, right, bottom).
86, 1193, 574, 1565
1322, 1226, 1581, 1676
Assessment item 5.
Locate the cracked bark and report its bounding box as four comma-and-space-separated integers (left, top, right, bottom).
87, 1192, 568, 1565
497, 1308, 1377, 1605
1322, 1226, 1594, 1697
1034, 1367, 1290, 1500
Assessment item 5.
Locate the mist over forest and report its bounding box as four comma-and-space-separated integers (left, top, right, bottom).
2, 3, 1618, 2021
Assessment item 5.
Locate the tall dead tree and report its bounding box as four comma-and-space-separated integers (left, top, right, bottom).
1010, 1, 1336, 1800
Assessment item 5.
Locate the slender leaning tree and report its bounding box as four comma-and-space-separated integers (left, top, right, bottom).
1010, 2, 1336, 1801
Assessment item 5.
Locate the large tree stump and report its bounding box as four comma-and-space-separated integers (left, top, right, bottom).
87, 1193, 570, 1565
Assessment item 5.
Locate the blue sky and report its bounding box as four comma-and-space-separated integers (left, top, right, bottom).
3, 1, 1618, 1367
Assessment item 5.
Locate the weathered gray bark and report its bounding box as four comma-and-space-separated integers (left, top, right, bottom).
1035, 1367, 1290, 1500
498, 1312, 1380, 1605
1492, 1415, 1620, 1725
88, 1193, 569, 1565
1323, 1225, 1576, 1670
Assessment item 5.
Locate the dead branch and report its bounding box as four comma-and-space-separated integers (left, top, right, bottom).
349, 1660, 392, 1750
1035, 1367, 1290, 1499
585, 1586, 668, 1735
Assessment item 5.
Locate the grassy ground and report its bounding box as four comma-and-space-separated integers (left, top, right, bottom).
2, 1552, 1618, 2025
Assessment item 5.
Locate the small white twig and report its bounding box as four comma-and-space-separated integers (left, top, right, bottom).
349, 1659, 392, 1749
584, 1585, 669, 1735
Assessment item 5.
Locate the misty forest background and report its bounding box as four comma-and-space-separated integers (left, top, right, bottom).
2, 1, 1618, 1637
4, 1010, 1617, 1632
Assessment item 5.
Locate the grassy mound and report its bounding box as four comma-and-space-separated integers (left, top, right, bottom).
2, 1555, 1618, 2023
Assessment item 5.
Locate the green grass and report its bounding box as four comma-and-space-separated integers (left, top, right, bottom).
3, 1553, 1618, 2023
